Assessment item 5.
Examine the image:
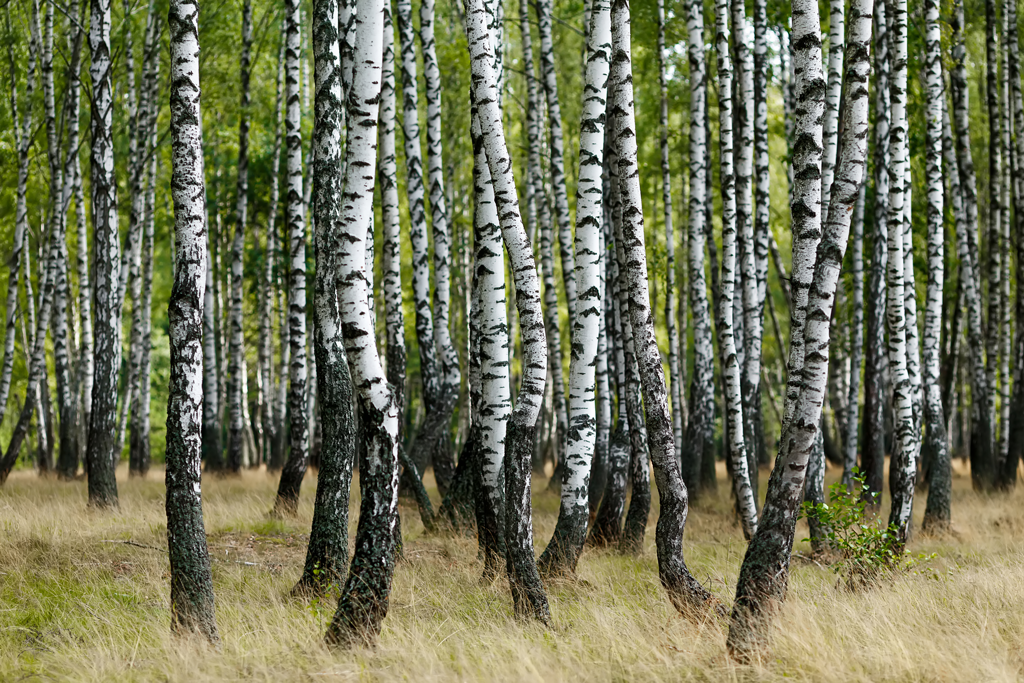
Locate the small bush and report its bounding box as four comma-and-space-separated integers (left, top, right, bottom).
801, 470, 932, 591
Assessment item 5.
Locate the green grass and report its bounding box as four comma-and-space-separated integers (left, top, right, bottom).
1, 461, 1023, 681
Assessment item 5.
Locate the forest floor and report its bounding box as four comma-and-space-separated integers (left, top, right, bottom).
2, 459, 1023, 682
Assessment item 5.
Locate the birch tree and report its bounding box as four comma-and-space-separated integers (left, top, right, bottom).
324, 0, 402, 647
275, 0, 310, 512
715, 0, 758, 539
538, 0, 609, 575
536, 0, 577, 325
165, 0, 218, 641
464, 0, 550, 622
920, 0, 948, 532
295, 0, 356, 596
729, 0, 871, 657
611, 0, 721, 616
884, 0, 918, 544
87, 0, 122, 507
683, 0, 716, 499
226, 0, 253, 473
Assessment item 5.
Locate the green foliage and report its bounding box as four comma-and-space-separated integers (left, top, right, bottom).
800, 470, 933, 591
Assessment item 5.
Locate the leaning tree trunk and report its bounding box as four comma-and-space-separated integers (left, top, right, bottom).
464, 0, 551, 623
611, 0, 722, 617
728, 0, 872, 658
226, 0, 253, 474
683, 0, 716, 500
920, 0, 949, 532
294, 0, 357, 596
165, 0, 219, 642
324, 0, 402, 648
715, 0, 758, 539
87, 0, 122, 508
537, 0, 609, 576
884, 0, 918, 545
274, 0, 310, 514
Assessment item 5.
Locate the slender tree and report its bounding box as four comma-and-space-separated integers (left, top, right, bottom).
538, 0, 609, 575
884, 0, 918, 544
165, 0, 219, 641
274, 0, 310, 513
683, 0, 716, 499
728, 0, 872, 657
87, 0, 121, 507
465, 0, 551, 622
536, 0, 577, 326
715, 0, 758, 538
611, 0, 721, 616
226, 0, 253, 473
295, 0, 356, 595
920, 0, 948, 531
324, 0, 401, 646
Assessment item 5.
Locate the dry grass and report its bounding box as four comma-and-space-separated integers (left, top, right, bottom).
1, 460, 1023, 682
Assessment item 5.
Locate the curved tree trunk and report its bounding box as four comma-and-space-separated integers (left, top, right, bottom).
324, 0, 401, 646
611, 0, 721, 617
165, 0, 219, 641
465, 0, 551, 622
728, 0, 872, 658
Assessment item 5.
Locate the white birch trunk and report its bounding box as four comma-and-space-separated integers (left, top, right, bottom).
729, 0, 872, 657
715, 0, 757, 538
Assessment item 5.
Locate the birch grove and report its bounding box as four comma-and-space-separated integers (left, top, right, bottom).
1, 0, 1021, 665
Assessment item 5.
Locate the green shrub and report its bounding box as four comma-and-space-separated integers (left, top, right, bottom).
800, 470, 932, 590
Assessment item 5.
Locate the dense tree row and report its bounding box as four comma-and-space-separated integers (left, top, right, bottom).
2, 0, 1024, 658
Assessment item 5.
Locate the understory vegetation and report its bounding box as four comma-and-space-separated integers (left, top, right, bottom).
2, 463, 1022, 682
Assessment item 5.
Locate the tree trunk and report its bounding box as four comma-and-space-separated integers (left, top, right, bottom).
715, 0, 758, 539
324, 0, 401, 647
538, 0, 609, 576
295, 0, 357, 596
883, 0, 917, 545
86, 0, 122, 508
728, 0, 871, 658
536, 0, 577, 329
465, 0, 551, 622
862, 0, 889, 502
611, 0, 721, 618
275, 0, 310, 513
683, 0, 716, 501
843, 184, 866, 487
165, 0, 219, 641
225, 0, 253, 474
920, 0, 949, 532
